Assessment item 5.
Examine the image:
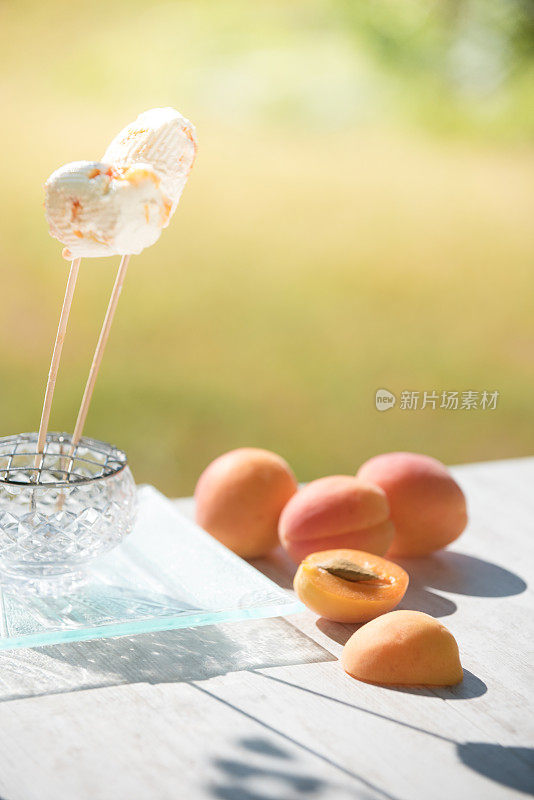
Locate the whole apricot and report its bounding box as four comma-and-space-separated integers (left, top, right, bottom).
342, 610, 463, 686
357, 452, 467, 558
279, 476, 394, 563
293, 548, 408, 623
194, 448, 297, 559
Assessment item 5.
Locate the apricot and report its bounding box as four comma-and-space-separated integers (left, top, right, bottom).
194, 448, 298, 559
279, 476, 395, 563
357, 452, 467, 558
293, 548, 408, 623
342, 610, 463, 686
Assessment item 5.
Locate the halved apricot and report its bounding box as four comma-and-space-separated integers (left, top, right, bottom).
342, 610, 463, 686
293, 548, 408, 623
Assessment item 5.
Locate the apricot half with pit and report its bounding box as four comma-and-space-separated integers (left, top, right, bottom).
357, 452, 467, 558
279, 476, 395, 563
194, 447, 297, 559
342, 610, 463, 686
293, 549, 408, 623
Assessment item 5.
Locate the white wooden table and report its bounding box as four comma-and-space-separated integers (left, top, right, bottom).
0, 458, 531, 800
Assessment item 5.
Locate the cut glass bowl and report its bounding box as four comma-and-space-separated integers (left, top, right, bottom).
0, 432, 136, 587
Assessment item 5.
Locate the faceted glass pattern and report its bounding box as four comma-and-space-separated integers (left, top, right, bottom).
0, 433, 136, 581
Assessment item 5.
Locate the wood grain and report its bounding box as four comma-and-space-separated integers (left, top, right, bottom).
0, 458, 531, 799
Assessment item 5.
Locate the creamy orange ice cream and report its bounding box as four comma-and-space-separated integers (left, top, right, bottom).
102, 107, 197, 222
45, 161, 171, 259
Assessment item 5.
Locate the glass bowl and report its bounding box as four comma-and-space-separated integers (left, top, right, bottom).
0, 432, 136, 588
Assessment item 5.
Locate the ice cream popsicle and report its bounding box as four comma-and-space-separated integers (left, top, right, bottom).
102, 107, 197, 220
38, 106, 197, 463
45, 160, 171, 259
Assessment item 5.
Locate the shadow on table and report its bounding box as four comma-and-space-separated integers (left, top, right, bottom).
201, 675, 529, 800
196, 685, 395, 800
251, 549, 528, 600
377, 669, 487, 700
252, 669, 486, 716
314, 549, 526, 650
209, 742, 325, 800
315, 618, 358, 646
314, 591, 458, 652
396, 551, 527, 598
314, 595, 457, 654
249, 548, 297, 591
0, 617, 334, 704
397, 584, 458, 617
207, 734, 379, 800
457, 742, 534, 795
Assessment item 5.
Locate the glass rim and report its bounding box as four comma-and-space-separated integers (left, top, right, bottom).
0, 432, 129, 489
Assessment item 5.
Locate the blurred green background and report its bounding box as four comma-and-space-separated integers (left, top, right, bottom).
1, 0, 533, 494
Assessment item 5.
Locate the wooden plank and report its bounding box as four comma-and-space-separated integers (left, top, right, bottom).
0, 458, 530, 799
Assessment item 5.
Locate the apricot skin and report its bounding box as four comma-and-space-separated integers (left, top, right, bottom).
293, 548, 408, 623
194, 448, 297, 559
342, 610, 463, 686
357, 452, 467, 558
279, 476, 395, 563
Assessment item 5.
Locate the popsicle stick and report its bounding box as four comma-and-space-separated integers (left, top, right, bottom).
70, 254, 131, 450
34, 257, 82, 468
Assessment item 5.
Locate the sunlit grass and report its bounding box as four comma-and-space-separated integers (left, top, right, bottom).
0, 1, 532, 494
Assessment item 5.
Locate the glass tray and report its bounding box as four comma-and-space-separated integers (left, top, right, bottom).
0, 486, 303, 650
